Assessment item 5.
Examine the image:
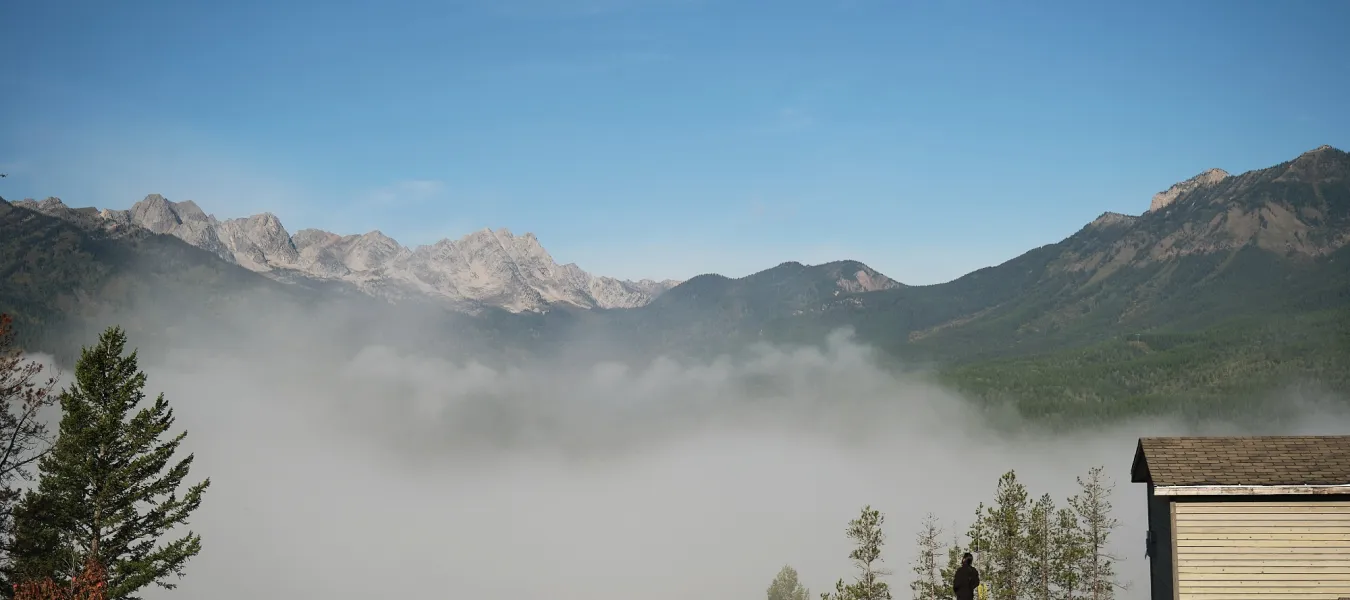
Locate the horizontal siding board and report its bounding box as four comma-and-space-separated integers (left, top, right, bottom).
1177, 502, 1350, 512
1181, 596, 1346, 600
1175, 500, 1350, 600
1177, 521, 1350, 529
1177, 512, 1350, 521
1181, 572, 1350, 580
1180, 560, 1350, 567
1177, 562, 1350, 572
1179, 547, 1348, 555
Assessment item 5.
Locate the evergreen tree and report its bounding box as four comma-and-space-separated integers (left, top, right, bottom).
1021, 494, 1055, 600
768, 565, 811, 600
1069, 467, 1121, 600
908, 514, 944, 600
822, 505, 892, 600
11, 327, 210, 600
936, 529, 962, 600
1, 493, 67, 599
985, 471, 1028, 600
964, 502, 992, 591
1049, 505, 1083, 600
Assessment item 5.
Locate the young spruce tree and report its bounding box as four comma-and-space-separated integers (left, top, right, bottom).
965, 502, 992, 594
1069, 467, 1121, 600
1022, 494, 1056, 600
13, 327, 210, 600
985, 471, 1028, 600
823, 505, 891, 600
936, 529, 962, 600
909, 513, 945, 600
1049, 506, 1084, 600
768, 565, 811, 600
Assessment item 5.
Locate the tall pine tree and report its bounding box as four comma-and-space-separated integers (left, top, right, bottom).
12, 327, 209, 600
985, 471, 1028, 600
1049, 506, 1084, 600
909, 514, 944, 600
1022, 494, 1055, 600
823, 505, 891, 600
936, 529, 962, 600
1069, 467, 1121, 600
965, 502, 992, 592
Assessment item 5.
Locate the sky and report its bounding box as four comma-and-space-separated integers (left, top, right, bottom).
3, 0, 1349, 284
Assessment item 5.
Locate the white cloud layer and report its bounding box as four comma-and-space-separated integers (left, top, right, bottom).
19, 293, 1345, 600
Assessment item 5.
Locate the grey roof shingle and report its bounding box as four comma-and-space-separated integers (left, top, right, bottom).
1131, 436, 1350, 486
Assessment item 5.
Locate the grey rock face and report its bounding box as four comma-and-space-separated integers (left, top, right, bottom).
56, 194, 680, 313
1148, 168, 1229, 212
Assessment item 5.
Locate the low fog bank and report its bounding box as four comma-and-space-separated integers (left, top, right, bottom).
22, 292, 1350, 600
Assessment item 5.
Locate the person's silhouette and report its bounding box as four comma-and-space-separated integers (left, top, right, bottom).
952, 552, 980, 600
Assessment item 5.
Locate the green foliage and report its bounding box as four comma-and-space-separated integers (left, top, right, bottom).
984, 472, 1028, 600
0, 314, 60, 571
823, 506, 892, 600
909, 514, 946, 600
939, 309, 1350, 428
2, 493, 66, 597
12, 327, 209, 600
964, 503, 992, 578
923, 467, 1122, 600
1021, 494, 1056, 600
768, 565, 811, 600
1068, 467, 1122, 600
937, 531, 963, 600
1049, 507, 1083, 600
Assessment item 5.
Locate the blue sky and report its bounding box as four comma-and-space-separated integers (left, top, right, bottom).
2, 0, 1348, 284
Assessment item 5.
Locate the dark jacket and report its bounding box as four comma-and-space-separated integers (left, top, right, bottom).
953, 564, 980, 600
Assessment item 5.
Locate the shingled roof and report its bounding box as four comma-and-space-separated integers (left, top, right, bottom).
1131, 436, 1350, 486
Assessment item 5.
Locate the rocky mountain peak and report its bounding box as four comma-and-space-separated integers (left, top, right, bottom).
1148, 168, 1230, 212
129, 194, 179, 233
26, 194, 682, 312
217, 213, 299, 270
173, 200, 211, 222
1087, 211, 1139, 229
13, 197, 72, 213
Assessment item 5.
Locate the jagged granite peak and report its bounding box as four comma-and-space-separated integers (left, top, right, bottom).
15, 197, 135, 234
1148, 168, 1230, 213
103, 194, 236, 261
216, 212, 300, 271
13, 197, 75, 220
20, 193, 680, 312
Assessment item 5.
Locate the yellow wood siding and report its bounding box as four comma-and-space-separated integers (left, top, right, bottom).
1175, 501, 1350, 600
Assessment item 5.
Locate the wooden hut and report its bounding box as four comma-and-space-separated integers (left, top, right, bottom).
1131, 435, 1350, 600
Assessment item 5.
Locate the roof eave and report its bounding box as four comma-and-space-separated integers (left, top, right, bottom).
1154, 484, 1350, 496
1129, 439, 1150, 483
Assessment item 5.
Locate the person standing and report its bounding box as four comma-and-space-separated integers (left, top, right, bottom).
952, 552, 981, 600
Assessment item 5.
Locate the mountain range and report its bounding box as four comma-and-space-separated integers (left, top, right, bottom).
9, 194, 679, 313
2, 144, 1348, 425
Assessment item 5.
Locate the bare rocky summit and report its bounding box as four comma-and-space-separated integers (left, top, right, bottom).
1148, 168, 1230, 212
1086, 211, 1139, 229
17, 194, 680, 313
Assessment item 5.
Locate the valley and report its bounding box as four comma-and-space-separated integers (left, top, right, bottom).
3, 146, 1347, 426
